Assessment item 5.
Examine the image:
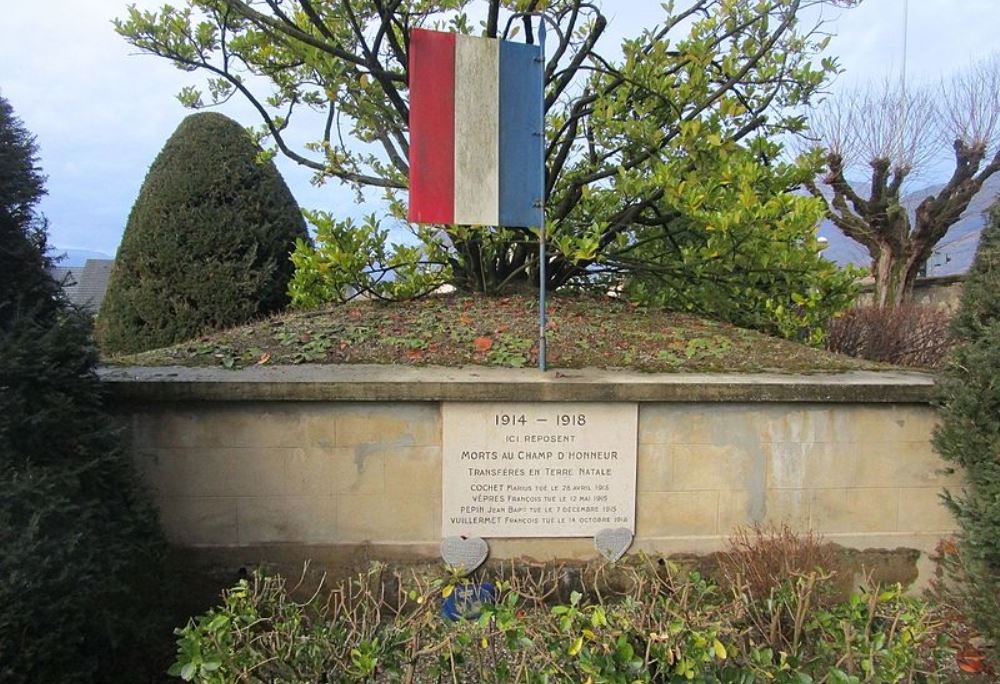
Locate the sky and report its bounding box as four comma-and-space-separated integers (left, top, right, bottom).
1, 0, 997, 259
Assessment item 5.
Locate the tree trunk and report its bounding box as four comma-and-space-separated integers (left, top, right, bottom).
871, 245, 921, 308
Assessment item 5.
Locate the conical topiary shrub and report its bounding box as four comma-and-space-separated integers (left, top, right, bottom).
934, 202, 1000, 664
99, 112, 308, 354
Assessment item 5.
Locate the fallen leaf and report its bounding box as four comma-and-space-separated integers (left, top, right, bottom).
957, 656, 985, 673
405, 349, 424, 361
495, 323, 509, 333
462, 300, 474, 310
256, 352, 271, 365
956, 647, 986, 673
339, 342, 349, 350
348, 308, 362, 320
459, 313, 473, 326
473, 336, 493, 353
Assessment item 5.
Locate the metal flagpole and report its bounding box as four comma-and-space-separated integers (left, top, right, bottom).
537, 18, 547, 372
502, 10, 553, 371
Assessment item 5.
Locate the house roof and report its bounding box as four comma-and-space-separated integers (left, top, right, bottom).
48, 259, 114, 313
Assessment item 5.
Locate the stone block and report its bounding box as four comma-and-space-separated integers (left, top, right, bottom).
297, 404, 340, 448
811, 488, 899, 534
636, 491, 718, 537
237, 496, 338, 544
672, 443, 766, 491
636, 443, 673, 492
132, 404, 305, 449
640, 405, 773, 446
384, 446, 442, 496
138, 447, 297, 497
287, 447, 385, 496
767, 442, 863, 490
158, 496, 238, 545
762, 407, 838, 443
632, 536, 724, 556
820, 406, 936, 445
333, 404, 440, 448
897, 487, 957, 533
858, 441, 960, 488
337, 493, 439, 541
487, 538, 596, 561
717, 488, 811, 534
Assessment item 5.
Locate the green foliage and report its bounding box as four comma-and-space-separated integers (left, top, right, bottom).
288, 212, 451, 307
0, 97, 46, 225
0, 96, 166, 683
168, 562, 943, 683
99, 112, 308, 354
622, 141, 859, 344
933, 203, 1000, 663
117, 1, 848, 339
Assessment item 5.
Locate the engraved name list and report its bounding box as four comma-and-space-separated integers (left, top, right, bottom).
442, 402, 638, 537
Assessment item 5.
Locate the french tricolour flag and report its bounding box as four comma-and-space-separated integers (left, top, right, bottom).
408, 29, 544, 228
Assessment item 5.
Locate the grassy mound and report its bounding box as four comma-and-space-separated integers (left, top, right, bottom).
106, 294, 885, 373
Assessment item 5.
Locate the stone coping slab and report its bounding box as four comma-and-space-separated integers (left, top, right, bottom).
99, 365, 936, 404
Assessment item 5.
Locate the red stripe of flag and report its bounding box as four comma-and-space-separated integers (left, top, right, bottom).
408, 29, 455, 224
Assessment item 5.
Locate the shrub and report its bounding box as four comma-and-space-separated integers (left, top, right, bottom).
99, 112, 308, 354
168, 559, 944, 683
718, 523, 834, 601
826, 303, 955, 367
933, 203, 1000, 664
0, 95, 165, 683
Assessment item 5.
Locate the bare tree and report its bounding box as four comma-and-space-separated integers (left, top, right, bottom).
808, 55, 1000, 308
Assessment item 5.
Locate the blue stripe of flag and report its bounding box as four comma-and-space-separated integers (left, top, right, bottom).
499, 40, 544, 228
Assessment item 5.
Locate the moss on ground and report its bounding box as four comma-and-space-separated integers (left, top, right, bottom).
106, 294, 887, 373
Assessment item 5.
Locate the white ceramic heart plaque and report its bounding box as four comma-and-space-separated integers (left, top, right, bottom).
594, 527, 633, 562
440, 536, 489, 575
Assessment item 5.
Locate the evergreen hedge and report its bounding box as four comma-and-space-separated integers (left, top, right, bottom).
99, 112, 308, 354
934, 202, 1000, 662
0, 95, 166, 683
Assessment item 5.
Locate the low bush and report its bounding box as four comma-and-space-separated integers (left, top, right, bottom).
718, 523, 834, 602
825, 304, 955, 368
168, 558, 946, 683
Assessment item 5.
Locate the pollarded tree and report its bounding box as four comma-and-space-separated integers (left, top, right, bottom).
116, 0, 856, 320
0, 95, 165, 683
808, 56, 1000, 309
99, 111, 309, 354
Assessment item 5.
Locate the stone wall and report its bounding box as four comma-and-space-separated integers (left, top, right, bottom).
857, 274, 966, 311
107, 365, 953, 584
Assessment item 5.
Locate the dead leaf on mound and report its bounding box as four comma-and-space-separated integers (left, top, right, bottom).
473, 336, 493, 353
956, 647, 987, 673
405, 348, 425, 361
459, 313, 473, 326
256, 352, 271, 365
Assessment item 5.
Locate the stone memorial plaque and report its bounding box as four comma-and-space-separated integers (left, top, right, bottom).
442, 402, 638, 537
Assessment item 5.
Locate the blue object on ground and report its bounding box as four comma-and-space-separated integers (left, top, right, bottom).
441, 581, 497, 621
